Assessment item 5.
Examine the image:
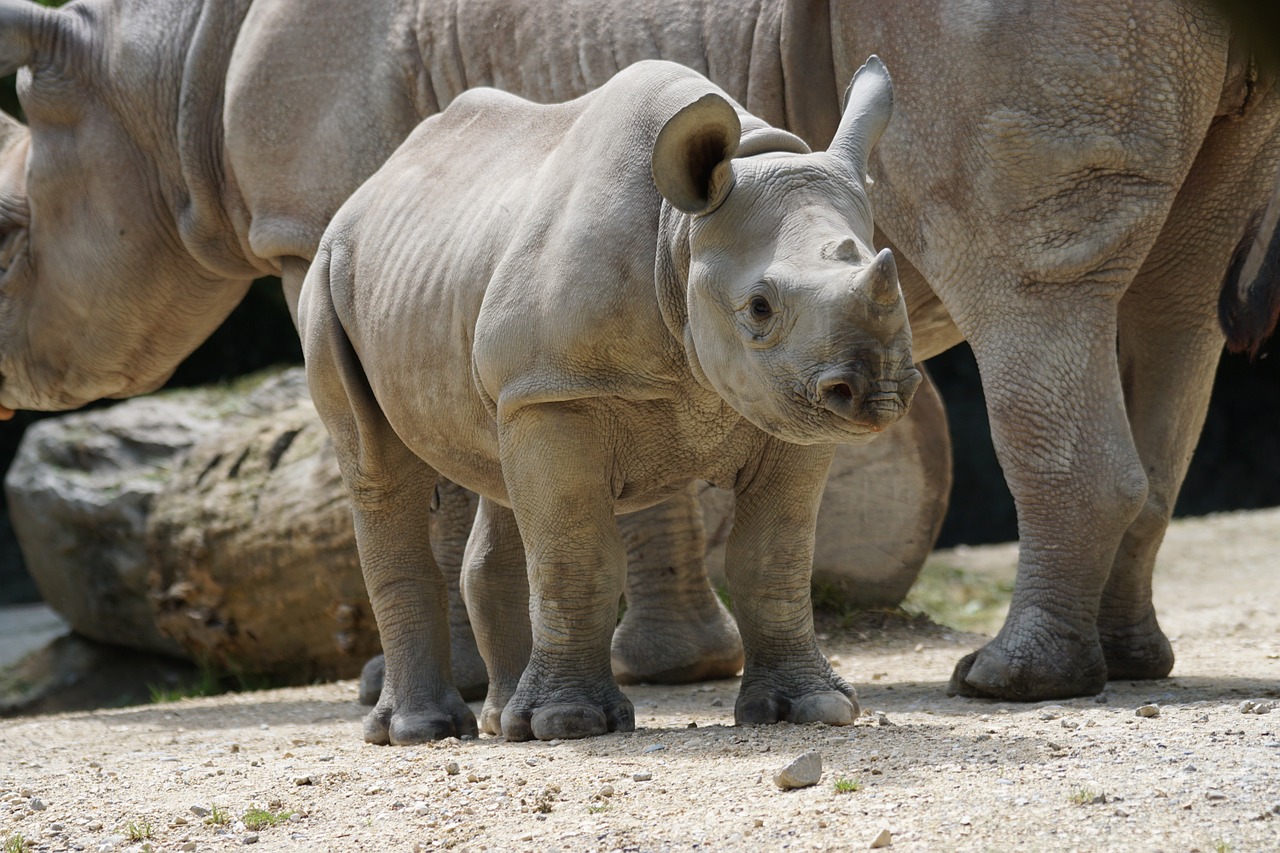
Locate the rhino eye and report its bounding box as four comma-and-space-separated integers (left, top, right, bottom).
748, 295, 773, 320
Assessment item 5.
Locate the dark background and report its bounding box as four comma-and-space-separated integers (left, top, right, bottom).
0, 0, 1278, 604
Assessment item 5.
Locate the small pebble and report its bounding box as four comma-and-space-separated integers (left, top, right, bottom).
877, 714, 894, 727
29, 797, 45, 811
643, 744, 666, 753
294, 776, 314, 786
190, 805, 211, 817
633, 772, 653, 782
773, 751, 822, 790
710, 698, 724, 707
1135, 704, 1160, 718
181, 843, 197, 852
1206, 791, 1228, 801
445, 762, 460, 776
242, 832, 260, 844
870, 827, 892, 848
598, 785, 615, 798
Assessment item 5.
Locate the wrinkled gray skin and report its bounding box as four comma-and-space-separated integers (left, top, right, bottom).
0, 0, 1277, 703
299, 58, 918, 742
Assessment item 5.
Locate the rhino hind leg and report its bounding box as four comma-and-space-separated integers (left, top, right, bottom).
612, 484, 744, 685
460, 497, 531, 736
1099, 108, 1280, 682
302, 249, 475, 743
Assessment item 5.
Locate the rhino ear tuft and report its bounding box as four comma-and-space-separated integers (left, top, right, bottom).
652, 93, 741, 216
0, 0, 70, 77
829, 55, 894, 186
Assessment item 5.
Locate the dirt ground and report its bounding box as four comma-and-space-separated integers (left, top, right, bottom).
1, 507, 1278, 853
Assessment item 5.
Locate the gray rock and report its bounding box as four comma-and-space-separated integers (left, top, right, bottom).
633, 772, 653, 782
190, 805, 211, 817
773, 751, 823, 790
869, 828, 892, 849
5, 390, 228, 655
1135, 704, 1160, 718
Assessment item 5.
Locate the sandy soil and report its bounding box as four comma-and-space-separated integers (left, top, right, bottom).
2, 508, 1278, 853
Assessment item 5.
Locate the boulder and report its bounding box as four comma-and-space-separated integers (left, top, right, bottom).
4, 388, 231, 656
146, 370, 381, 681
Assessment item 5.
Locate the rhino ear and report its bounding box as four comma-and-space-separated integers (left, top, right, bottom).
652, 93, 741, 216
0, 0, 70, 77
828, 55, 894, 185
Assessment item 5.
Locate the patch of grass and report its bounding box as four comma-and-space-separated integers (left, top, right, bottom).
902, 560, 1013, 633
242, 808, 294, 831
205, 805, 231, 827
833, 777, 862, 794
1068, 788, 1100, 806
4, 834, 31, 853
148, 656, 283, 704
1213, 840, 1231, 853
714, 584, 732, 612
586, 803, 611, 814
125, 820, 153, 841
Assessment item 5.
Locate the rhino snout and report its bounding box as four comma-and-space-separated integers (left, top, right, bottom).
816, 366, 920, 431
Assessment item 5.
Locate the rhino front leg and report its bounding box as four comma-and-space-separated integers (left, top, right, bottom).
947, 295, 1146, 701
727, 440, 857, 727
612, 483, 744, 684
460, 496, 531, 736
1102, 109, 1280, 680
497, 405, 634, 742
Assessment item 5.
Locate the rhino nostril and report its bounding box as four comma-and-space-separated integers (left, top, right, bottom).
828, 382, 853, 403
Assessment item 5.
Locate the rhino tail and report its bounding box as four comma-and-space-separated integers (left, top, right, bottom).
1219, 188, 1280, 358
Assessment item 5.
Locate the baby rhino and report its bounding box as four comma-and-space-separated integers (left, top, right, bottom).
299, 57, 920, 745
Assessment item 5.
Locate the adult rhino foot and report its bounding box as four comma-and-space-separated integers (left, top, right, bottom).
499, 676, 634, 742
363, 688, 478, 745
947, 628, 1108, 700
612, 603, 743, 685
1098, 610, 1174, 681
357, 645, 489, 707
735, 662, 858, 726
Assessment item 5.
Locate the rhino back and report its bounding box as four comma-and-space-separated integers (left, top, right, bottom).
322, 64, 733, 482
224, 0, 838, 271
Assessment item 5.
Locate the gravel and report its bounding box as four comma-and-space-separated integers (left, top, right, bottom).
0, 508, 1277, 851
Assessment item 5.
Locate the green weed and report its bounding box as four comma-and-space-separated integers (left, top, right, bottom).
242, 808, 294, 831
833, 778, 862, 794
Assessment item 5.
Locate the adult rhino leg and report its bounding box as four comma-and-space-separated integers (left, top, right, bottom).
497, 405, 634, 742
612, 484, 744, 684
1103, 101, 1280, 680
947, 292, 1147, 701
728, 441, 857, 727
460, 496, 530, 736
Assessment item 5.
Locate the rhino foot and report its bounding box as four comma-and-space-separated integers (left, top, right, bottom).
735, 663, 858, 726
499, 677, 634, 742
1098, 611, 1175, 681
947, 630, 1108, 701
363, 689, 478, 745
357, 643, 489, 707
612, 603, 744, 685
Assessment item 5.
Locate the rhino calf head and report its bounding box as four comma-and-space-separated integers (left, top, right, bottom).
654, 57, 920, 446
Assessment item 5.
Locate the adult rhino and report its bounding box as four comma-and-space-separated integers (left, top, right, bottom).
0, 0, 950, 696
2, 0, 1278, 703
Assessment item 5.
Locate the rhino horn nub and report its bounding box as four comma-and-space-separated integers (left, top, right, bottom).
862, 248, 900, 307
